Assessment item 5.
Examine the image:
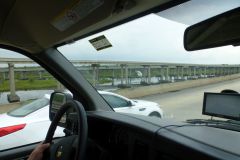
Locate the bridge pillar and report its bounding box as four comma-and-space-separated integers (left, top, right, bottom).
129, 68, 132, 85
92, 64, 99, 87
188, 67, 192, 77
215, 67, 217, 76
198, 67, 202, 77
38, 71, 43, 79
147, 66, 151, 84
176, 66, 182, 79
193, 67, 196, 77
2, 72, 7, 80
175, 67, 178, 79
232, 67, 235, 74
214, 67, 218, 77
166, 67, 169, 80
217, 67, 220, 76
236, 67, 239, 74
210, 67, 212, 76
7, 63, 20, 103
120, 64, 124, 85
221, 67, 224, 75
93, 66, 96, 86
172, 67, 176, 79
180, 67, 184, 79
125, 65, 128, 85
221, 67, 225, 76
112, 69, 115, 86
160, 67, 164, 80
228, 67, 230, 75
204, 67, 207, 77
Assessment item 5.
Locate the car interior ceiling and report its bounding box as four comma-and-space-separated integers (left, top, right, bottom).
1, 0, 240, 160
0, 0, 186, 53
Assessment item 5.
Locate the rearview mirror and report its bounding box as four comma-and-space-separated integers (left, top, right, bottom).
49, 92, 72, 123
184, 7, 240, 51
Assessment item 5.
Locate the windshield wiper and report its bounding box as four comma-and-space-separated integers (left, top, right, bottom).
186, 119, 240, 132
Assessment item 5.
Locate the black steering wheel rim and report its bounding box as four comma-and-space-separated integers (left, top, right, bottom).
44, 100, 88, 160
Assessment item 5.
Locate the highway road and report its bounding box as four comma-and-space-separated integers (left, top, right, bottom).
141, 78, 240, 121
1, 78, 240, 122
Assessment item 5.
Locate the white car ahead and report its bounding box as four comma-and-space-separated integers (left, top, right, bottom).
99, 91, 163, 117
0, 91, 163, 150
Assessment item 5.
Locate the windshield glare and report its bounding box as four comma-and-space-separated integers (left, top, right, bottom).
58, 2, 240, 121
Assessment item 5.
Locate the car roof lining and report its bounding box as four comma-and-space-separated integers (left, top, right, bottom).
0, 0, 188, 54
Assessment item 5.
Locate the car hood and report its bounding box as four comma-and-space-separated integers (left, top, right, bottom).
132, 99, 159, 107
0, 113, 28, 128
0, 112, 48, 128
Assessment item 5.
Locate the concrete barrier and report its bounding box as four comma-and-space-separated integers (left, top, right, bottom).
114, 74, 240, 98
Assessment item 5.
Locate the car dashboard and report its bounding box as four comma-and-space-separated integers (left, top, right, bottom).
2, 111, 240, 160
87, 111, 240, 160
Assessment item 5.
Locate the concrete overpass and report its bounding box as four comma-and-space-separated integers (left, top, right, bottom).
1, 57, 240, 102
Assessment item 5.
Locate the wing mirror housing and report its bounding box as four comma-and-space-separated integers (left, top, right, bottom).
128, 100, 135, 107
49, 92, 72, 125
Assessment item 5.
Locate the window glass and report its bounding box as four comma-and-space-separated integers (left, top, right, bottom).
8, 97, 49, 117
58, 1, 240, 123
102, 94, 129, 108
0, 49, 64, 151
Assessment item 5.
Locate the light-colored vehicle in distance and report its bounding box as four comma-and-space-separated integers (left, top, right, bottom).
0, 91, 163, 150
100, 91, 163, 118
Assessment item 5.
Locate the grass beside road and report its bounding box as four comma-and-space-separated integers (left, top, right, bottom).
0, 78, 113, 92
0, 79, 58, 92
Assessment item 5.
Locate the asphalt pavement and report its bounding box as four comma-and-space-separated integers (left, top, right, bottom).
140, 78, 240, 121
1, 78, 240, 121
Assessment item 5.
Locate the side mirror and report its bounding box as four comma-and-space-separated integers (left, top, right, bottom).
128, 100, 134, 107
49, 92, 72, 124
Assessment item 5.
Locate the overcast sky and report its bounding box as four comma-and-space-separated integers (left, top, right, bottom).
1, 0, 240, 65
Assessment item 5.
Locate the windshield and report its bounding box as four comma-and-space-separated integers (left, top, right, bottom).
8, 97, 49, 117
58, 1, 240, 121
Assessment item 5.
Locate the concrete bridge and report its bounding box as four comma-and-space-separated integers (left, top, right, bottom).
0, 57, 240, 102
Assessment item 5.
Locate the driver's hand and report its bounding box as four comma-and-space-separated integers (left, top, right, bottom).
27, 142, 50, 160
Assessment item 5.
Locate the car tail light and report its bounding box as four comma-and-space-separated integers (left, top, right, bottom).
0, 124, 26, 137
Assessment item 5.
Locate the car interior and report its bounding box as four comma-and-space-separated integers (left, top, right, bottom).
1, 0, 240, 160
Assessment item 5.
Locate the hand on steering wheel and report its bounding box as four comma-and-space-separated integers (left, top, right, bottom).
43, 100, 88, 160
28, 142, 50, 160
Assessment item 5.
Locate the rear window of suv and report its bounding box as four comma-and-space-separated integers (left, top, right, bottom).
7, 97, 49, 117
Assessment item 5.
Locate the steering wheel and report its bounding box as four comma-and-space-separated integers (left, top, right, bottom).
44, 100, 88, 160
